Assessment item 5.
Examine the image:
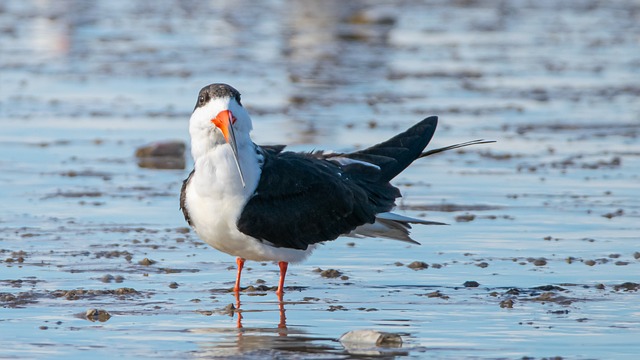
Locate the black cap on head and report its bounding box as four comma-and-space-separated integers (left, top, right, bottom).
194, 83, 242, 110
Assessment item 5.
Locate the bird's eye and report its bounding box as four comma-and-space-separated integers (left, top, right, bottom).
198, 95, 205, 105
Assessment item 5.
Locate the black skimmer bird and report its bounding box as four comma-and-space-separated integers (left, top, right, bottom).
180, 83, 492, 300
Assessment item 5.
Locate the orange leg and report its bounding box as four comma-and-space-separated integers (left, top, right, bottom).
234, 257, 245, 292
276, 261, 288, 300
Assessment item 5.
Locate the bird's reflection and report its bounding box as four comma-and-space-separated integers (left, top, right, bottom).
191, 292, 407, 359
191, 293, 325, 358
233, 291, 287, 332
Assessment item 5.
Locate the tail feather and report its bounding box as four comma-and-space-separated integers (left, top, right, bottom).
420, 139, 496, 158
347, 212, 446, 244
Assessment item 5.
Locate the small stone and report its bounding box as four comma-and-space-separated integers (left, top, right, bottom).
138, 258, 156, 266
407, 261, 429, 270
168, 282, 179, 289
176, 227, 191, 234
222, 303, 236, 315
115, 287, 137, 295
584, 259, 596, 266
602, 209, 624, 219
533, 259, 547, 266
533, 292, 555, 302
320, 269, 343, 278
500, 299, 514, 308
425, 291, 448, 299
455, 214, 476, 222
463, 281, 480, 288
85, 308, 111, 322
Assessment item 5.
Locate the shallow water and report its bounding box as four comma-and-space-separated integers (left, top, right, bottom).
1, 1, 640, 359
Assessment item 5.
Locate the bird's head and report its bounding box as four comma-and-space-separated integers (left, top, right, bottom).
189, 83, 252, 186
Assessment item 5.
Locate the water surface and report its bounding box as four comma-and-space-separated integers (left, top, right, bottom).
1, 1, 639, 359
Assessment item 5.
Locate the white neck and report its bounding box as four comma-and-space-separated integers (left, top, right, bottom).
191, 136, 261, 200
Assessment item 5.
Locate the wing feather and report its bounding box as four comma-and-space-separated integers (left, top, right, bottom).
237, 151, 378, 250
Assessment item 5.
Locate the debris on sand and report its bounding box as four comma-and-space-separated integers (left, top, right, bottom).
613, 282, 639, 292
0, 292, 38, 308
421, 290, 449, 300
53, 288, 139, 300
525, 292, 575, 305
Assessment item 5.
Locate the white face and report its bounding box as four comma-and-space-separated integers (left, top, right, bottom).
188, 96, 252, 160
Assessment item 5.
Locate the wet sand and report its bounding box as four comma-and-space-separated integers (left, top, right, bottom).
1, 1, 639, 358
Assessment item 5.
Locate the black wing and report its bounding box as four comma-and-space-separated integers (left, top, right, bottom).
237, 150, 383, 250
343, 116, 438, 182
236, 117, 440, 250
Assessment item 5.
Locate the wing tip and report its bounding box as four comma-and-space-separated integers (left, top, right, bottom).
423, 115, 438, 125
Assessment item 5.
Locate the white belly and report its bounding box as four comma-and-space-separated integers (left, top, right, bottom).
185, 146, 314, 263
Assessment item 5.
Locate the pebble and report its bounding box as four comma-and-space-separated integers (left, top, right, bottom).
500, 299, 514, 308
320, 269, 343, 278
407, 261, 429, 270
85, 308, 112, 322
138, 258, 156, 266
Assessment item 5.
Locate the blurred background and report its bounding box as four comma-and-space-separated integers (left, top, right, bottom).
1, 1, 639, 358
3, 1, 638, 140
